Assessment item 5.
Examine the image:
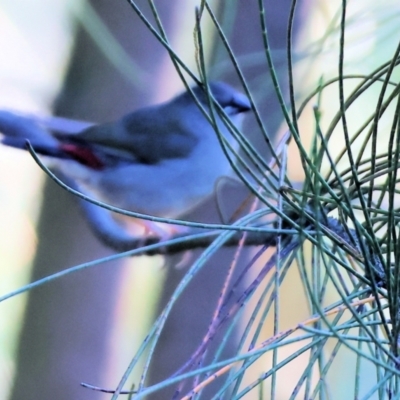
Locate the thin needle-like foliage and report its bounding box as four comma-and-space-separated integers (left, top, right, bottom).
3, 0, 400, 399
75, 1, 400, 399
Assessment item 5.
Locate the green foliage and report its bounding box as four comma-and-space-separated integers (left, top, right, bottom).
5, 0, 400, 398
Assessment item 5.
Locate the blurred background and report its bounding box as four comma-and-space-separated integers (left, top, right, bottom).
0, 0, 399, 399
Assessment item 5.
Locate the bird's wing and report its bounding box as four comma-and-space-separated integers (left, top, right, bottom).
73, 104, 200, 165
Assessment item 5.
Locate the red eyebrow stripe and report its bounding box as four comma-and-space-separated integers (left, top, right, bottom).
60, 144, 104, 170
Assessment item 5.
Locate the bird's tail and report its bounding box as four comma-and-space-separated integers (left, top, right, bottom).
0, 109, 93, 154
0, 110, 104, 169
0, 110, 61, 152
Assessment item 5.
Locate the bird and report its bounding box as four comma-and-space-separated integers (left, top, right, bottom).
0, 82, 251, 239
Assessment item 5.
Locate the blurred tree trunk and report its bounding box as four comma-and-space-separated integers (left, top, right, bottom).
9, 1, 180, 399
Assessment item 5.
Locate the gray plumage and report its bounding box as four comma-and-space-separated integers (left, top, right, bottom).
0, 82, 250, 218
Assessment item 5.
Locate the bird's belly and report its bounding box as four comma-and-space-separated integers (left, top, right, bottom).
54, 139, 235, 218
98, 155, 232, 217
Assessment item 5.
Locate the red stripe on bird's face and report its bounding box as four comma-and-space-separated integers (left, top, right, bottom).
60, 144, 104, 169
